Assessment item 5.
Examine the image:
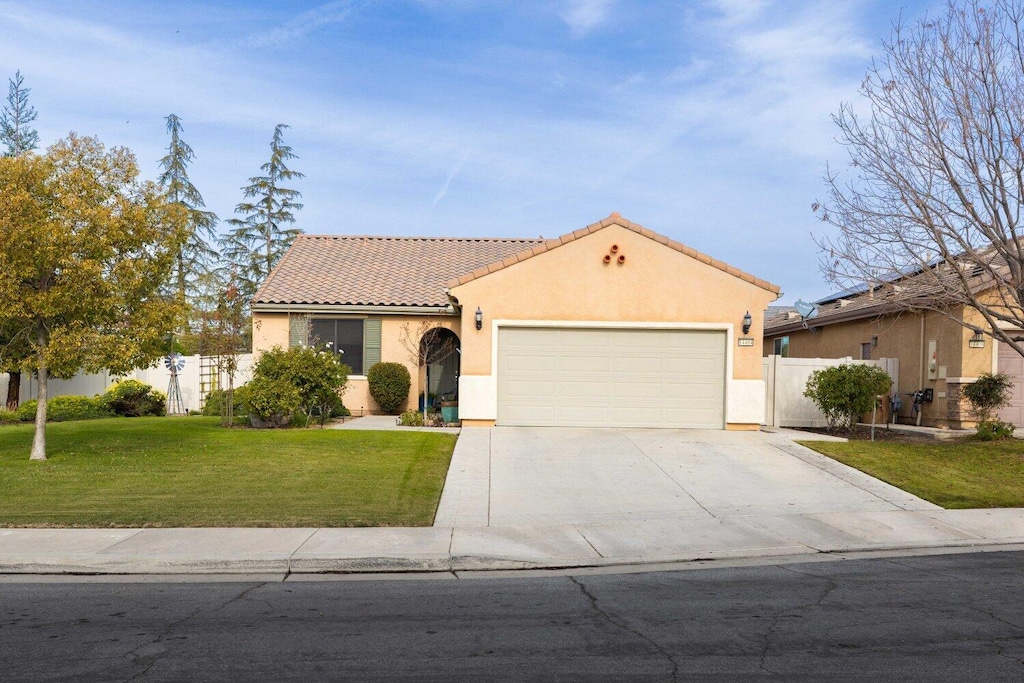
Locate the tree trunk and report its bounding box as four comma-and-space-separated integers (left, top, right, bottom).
5, 371, 20, 411
29, 362, 47, 461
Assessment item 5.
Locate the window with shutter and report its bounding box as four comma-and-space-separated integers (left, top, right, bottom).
289, 314, 310, 348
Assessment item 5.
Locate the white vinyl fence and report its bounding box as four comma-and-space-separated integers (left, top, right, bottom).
1, 354, 254, 414
762, 355, 899, 428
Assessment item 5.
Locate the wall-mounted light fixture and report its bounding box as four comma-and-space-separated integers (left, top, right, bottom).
969, 331, 986, 348
871, 335, 878, 347
742, 311, 752, 336
475, 307, 483, 331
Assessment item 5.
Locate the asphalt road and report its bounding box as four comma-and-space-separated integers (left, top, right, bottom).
2, 551, 1023, 681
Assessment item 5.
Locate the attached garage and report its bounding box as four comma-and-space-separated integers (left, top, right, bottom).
497, 326, 727, 428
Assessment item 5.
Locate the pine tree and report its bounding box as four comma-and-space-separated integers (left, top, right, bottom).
157, 114, 219, 303
221, 124, 304, 300
0, 70, 39, 157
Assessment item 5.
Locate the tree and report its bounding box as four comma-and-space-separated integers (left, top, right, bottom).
195, 272, 251, 427
157, 114, 219, 305
221, 124, 304, 300
815, 0, 1024, 357
1, 70, 41, 411
0, 134, 187, 459
0, 70, 39, 156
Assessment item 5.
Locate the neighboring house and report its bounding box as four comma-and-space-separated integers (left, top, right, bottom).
763, 285, 1023, 428
252, 213, 779, 429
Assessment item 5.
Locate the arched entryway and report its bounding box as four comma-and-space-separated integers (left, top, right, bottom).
420, 327, 460, 408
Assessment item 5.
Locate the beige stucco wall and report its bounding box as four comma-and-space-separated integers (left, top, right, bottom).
764, 306, 995, 427
251, 311, 461, 415
450, 224, 778, 427
451, 225, 777, 380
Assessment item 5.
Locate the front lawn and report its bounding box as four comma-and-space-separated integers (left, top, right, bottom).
802, 439, 1024, 508
0, 417, 456, 527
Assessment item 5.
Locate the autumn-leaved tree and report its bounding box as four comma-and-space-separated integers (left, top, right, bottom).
157, 114, 219, 305
0, 134, 187, 460
816, 0, 1024, 357
221, 123, 304, 301
1, 70, 41, 410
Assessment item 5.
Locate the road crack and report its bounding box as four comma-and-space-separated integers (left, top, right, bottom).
123, 583, 266, 682
570, 576, 680, 682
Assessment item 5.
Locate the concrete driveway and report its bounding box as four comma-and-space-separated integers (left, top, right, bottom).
435, 427, 938, 529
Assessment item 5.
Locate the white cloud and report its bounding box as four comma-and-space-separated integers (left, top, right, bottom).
241, 1, 359, 49
559, 0, 615, 37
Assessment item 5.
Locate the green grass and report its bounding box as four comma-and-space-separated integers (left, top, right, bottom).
0, 417, 457, 528
801, 439, 1024, 509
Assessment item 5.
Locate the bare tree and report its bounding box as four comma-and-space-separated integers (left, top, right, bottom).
398, 321, 457, 420
815, 0, 1024, 355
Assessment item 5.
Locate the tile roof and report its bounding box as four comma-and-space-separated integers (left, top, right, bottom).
253, 213, 780, 309
252, 235, 544, 307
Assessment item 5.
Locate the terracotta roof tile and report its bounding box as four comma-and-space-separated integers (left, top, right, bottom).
253, 235, 544, 307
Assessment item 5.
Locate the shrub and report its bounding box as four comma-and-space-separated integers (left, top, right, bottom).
202, 388, 249, 418
16, 400, 37, 422
976, 420, 1016, 441
399, 409, 424, 426
244, 375, 301, 428
963, 372, 1014, 423
804, 363, 892, 433
249, 346, 349, 427
367, 362, 411, 415
12, 396, 111, 422
0, 408, 20, 424
102, 380, 166, 417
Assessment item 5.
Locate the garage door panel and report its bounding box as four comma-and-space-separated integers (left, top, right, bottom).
498, 327, 726, 428
998, 342, 1024, 426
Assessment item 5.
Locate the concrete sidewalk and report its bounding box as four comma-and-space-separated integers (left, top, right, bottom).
2, 508, 1023, 575
3, 428, 1024, 576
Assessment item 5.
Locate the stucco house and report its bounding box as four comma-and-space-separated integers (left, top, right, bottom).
763, 284, 1024, 429
252, 213, 780, 429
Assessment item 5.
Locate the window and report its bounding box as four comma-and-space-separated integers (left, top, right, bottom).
288, 315, 382, 375
773, 336, 790, 357
861, 342, 872, 361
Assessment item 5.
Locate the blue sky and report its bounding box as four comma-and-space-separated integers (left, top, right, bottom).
0, 0, 940, 304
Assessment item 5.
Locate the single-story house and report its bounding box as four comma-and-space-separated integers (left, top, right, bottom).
252, 213, 780, 429
763, 283, 1023, 429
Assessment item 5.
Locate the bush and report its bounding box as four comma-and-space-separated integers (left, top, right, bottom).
249, 346, 349, 427
244, 375, 301, 428
16, 400, 37, 422
399, 409, 424, 426
976, 420, 1016, 441
13, 396, 111, 422
963, 372, 1014, 423
102, 380, 166, 417
0, 408, 20, 424
804, 363, 892, 433
367, 362, 411, 415
202, 388, 249, 418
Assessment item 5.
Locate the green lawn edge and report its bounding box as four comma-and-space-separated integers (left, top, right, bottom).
798, 439, 1024, 509
0, 417, 457, 528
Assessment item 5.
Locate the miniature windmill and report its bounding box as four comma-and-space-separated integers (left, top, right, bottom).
165, 353, 186, 415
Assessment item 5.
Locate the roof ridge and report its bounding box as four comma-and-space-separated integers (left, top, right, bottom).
447, 213, 780, 294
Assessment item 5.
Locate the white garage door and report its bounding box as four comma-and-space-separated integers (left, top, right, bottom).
497, 327, 726, 428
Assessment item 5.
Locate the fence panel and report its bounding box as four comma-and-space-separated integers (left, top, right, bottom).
763, 356, 895, 428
